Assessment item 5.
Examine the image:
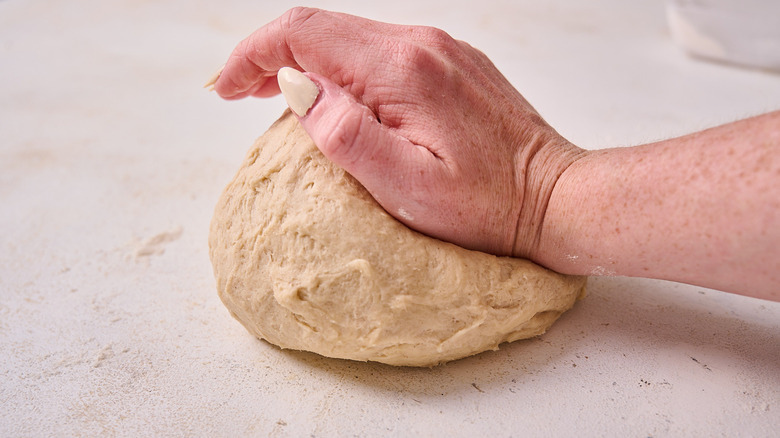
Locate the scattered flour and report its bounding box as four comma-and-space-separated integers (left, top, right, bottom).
133, 226, 183, 259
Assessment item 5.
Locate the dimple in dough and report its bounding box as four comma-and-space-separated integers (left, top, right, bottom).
208, 111, 587, 366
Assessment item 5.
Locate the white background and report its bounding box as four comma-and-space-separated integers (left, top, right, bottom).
1, 0, 779, 436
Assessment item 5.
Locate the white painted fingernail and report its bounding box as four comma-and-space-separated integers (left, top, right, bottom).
277, 67, 319, 117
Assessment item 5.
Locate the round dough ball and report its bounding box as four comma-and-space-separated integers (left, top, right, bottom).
209, 111, 586, 366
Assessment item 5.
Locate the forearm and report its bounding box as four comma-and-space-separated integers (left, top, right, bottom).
537, 111, 780, 300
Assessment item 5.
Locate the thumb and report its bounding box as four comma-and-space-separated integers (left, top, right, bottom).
277, 67, 433, 212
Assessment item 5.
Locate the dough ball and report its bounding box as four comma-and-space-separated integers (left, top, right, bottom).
209, 111, 586, 366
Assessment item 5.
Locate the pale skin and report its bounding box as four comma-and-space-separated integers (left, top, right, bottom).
214, 7, 779, 302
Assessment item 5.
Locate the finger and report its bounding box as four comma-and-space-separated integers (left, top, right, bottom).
214, 7, 393, 100
213, 7, 314, 99
278, 68, 441, 225
215, 69, 275, 100
251, 77, 281, 98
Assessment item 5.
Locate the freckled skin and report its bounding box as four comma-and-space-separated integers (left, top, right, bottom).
540, 112, 780, 300
214, 7, 780, 302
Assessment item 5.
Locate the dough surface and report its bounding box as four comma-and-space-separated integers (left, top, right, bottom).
209, 111, 586, 366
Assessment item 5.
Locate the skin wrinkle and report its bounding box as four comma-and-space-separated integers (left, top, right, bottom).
525, 144, 587, 258
514, 136, 560, 258
281, 7, 320, 70
322, 100, 370, 167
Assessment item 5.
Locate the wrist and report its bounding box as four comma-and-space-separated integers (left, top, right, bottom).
511, 136, 587, 261
532, 148, 608, 274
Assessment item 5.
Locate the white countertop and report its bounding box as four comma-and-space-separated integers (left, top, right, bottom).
2, 0, 779, 436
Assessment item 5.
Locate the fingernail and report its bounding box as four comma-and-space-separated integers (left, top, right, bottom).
277, 67, 319, 117
203, 64, 224, 91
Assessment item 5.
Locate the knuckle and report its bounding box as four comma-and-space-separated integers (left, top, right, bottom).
321, 107, 365, 162
282, 6, 321, 30
394, 42, 436, 69
391, 42, 448, 80
457, 39, 491, 63
417, 26, 456, 50
389, 26, 460, 78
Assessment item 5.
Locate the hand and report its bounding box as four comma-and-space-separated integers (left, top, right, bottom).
214, 7, 584, 258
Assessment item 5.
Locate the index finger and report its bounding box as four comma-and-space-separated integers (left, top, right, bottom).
213, 7, 392, 100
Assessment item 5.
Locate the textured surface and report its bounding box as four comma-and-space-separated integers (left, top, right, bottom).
209, 111, 586, 366
2, 0, 780, 436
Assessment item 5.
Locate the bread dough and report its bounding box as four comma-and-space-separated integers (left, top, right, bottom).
209, 111, 586, 366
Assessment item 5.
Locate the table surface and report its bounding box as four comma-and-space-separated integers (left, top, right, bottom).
2, 0, 779, 436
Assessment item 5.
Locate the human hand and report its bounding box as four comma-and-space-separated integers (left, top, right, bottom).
213, 7, 584, 258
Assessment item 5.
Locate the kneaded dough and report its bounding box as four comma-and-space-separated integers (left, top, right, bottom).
209, 111, 586, 366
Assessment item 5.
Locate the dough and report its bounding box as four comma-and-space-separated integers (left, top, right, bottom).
209, 111, 586, 366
